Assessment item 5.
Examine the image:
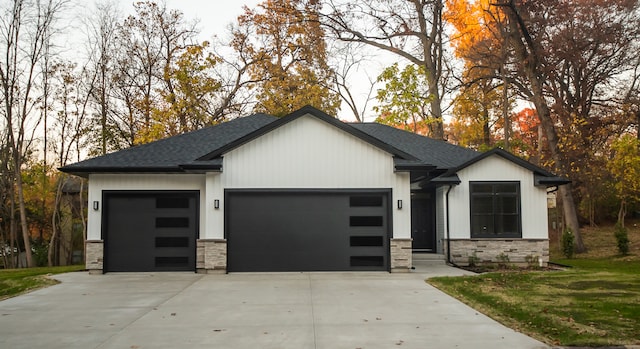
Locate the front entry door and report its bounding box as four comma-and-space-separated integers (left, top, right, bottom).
411, 193, 436, 252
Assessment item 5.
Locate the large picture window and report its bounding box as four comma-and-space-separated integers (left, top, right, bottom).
470, 182, 521, 238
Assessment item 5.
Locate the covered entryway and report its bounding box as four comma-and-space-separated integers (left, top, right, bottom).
411, 192, 436, 252
226, 190, 390, 272
103, 191, 199, 272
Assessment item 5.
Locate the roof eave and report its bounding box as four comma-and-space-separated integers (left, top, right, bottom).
178, 163, 222, 173
534, 174, 571, 187
58, 166, 188, 177
394, 164, 437, 172
429, 174, 462, 185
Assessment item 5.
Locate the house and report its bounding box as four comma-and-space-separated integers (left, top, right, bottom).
60, 106, 568, 273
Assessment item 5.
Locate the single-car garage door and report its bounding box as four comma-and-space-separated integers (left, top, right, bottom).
226, 190, 390, 272
103, 191, 198, 272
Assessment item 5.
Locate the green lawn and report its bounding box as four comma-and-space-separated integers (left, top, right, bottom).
428, 258, 640, 346
0, 265, 85, 301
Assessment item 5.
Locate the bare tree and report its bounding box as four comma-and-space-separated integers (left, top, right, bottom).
83, 0, 120, 155
0, 0, 66, 267
320, 0, 448, 138
328, 42, 376, 122
210, 28, 262, 119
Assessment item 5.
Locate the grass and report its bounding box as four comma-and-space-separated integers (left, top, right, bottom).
428, 219, 640, 347
0, 265, 85, 301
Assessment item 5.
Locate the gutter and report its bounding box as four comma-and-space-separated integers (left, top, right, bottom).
445, 185, 453, 265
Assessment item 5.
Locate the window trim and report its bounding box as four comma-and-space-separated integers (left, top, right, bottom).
469, 181, 522, 238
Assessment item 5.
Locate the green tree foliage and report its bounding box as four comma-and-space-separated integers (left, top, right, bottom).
448, 81, 501, 149
607, 135, 640, 227
140, 42, 222, 142
374, 63, 434, 135
236, 0, 340, 117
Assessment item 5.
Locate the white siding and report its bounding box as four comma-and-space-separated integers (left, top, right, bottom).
87, 174, 206, 240
209, 114, 411, 239
222, 115, 396, 188
447, 155, 549, 239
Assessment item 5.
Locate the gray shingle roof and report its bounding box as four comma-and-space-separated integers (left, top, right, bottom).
60, 106, 564, 187
350, 123, 479, 170
59, 113, 277, 176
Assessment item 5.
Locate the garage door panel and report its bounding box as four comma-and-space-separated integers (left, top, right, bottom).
104, 192, 198, 272
227, 191, 389, 272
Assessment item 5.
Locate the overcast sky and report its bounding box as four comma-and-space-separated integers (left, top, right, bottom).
162, 0, 263, 41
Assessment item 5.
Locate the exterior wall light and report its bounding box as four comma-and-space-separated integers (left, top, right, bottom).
214, 199, 220, 209
397, 200, 402, 209
93, 201, 99, 211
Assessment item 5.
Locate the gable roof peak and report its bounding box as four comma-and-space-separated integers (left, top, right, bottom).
437, 147, 570, 187
198, 105, 420, 161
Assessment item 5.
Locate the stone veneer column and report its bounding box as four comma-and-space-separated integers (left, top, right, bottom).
85, 240, 104, 274
390, 238, 412, 272
196, 239, 227, 274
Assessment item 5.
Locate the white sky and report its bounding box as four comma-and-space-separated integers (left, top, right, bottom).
162, 0, 263, 41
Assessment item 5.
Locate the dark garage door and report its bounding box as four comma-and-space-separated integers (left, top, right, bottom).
226, 190, 390, 272
103, 191, 198, 272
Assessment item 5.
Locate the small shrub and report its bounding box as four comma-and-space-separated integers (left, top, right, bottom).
496, 253, 510, 269
468, 252, 480, 267
525, 254, 540, 269
32, 241, 49, 267
562, 228, 575, 259
614, 223, 630, 255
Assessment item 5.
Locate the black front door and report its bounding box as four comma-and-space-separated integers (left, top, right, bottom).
411, 193, 436, 252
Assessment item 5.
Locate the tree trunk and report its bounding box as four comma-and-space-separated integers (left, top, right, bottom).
482, 108, 491, 147
502, 78, 510, 151
502, 1, 586, 252
14, 165, 34, 267
428, 87, 445, 140
618, 199, 626, 228
80, 179, 87, 265
636, 110, 640, 144
0, 227, 8, 268
48, 176, 63, 266
9, 194, 17, 268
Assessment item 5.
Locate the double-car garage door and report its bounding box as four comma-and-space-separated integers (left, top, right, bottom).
103, 190, 390, 272
226, 191, 390, 272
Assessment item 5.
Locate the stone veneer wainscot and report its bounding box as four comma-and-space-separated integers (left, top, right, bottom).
446, 239, 549, 266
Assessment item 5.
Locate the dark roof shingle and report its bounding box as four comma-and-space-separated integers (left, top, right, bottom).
60, 113, 277, 175
351, 123, 478, 170
60, 107, 562, 187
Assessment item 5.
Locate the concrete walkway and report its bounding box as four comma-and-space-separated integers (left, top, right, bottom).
0, 263, 549, 349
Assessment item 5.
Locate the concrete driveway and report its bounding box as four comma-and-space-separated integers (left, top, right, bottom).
0, 263, 548, 349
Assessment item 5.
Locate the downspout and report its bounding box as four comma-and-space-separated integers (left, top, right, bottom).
445, 185, 453, 265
